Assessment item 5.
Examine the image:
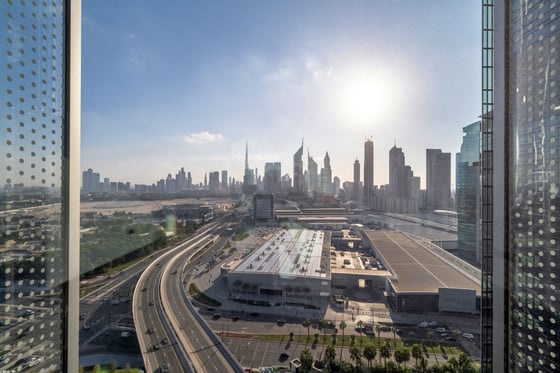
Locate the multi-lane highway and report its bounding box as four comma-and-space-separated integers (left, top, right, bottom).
133, 223, 244, 372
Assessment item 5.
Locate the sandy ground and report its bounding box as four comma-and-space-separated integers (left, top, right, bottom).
80, 198, 233, 215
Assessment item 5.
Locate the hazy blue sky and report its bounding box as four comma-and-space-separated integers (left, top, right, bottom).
82, 1, 481, 188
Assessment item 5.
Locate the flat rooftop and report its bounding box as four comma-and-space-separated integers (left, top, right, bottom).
232, 229, 327, 279
364, 230, 480, 295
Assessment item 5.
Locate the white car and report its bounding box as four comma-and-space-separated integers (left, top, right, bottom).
463, 332, 474, 339
419, 322, 429, 328
429, 321, 438, 327
436, 327, 446, 333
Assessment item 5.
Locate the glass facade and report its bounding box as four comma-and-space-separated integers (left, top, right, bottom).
507, 0, 559, 371
0, 0, 80, 371
456, 121, 481, 267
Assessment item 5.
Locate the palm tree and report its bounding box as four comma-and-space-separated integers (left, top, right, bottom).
357, 320, 364, 347
303, 318, 312, 342
349, 345, 362, 368
363, 343, 376, 373
391, 326, 397, 347
400, 346, 411, 368
324, 344, 336, 368
375, 324, 382, 348
380, 341, 391, 368
299, 349, 314, 373
418, 356, 428, 373
319, 320, 329, 359
339, 320, 347, 361
411, 343, 423, 368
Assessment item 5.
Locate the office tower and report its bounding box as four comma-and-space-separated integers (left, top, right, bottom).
187, 171, 193, 189
426, 149, 451, 210
332, 176, 340, 196
82, 168, 100, 193
307, 152, 319, 194
389, 145, 407, 198
320, 152, 332, 194
293, 140, 304, 192
363, 138, 374, 206
482, 1, 560, 372
253, 194, 274, 221
0, 1, 80, 371
208, 171, 220, 192
221, 170, 228, 191
456, 121, 481, 267
281, 173, 292, 192
353, 159, 361, 201
264, 162, 281, 193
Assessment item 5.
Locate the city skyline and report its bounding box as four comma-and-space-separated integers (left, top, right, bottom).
81, 1, 481, 187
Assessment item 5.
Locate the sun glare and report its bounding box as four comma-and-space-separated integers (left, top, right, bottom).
337, 71, 396, 125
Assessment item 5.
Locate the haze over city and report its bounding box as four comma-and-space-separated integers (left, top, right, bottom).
82, 1, 481, 187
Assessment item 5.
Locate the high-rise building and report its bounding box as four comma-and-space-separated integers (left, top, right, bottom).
293, 140, 304, 192
208, 171, 220, 192
82, 168, 100, 193
320, 152, 332, 194
307, 151, 318, 195
0, 1, 81, 371
363, 138, 374, 206
264, 162, 281, 193
426, 149, 451, 210
389, 145, 407, 198
482, 1, 560, 372
353, 159, 361, 201
456, 121, 481, 267
221, 170, 228, 191
253, 194, 274, 222
243, 141, 256, 194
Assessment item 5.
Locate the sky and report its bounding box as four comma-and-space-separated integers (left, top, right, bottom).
82, 0, 481, 189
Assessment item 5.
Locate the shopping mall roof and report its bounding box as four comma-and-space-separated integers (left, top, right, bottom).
232, 229, 327, 279
363, 230, 480, 295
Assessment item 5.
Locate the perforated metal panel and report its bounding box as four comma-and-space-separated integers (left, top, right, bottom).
1, 1, 67, 371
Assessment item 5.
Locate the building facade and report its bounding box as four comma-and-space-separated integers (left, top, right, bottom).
482, 1, 560, 372
456, 121, 481, 267
293, 140, 304, 193
363, 138, 374, 207
426, 149, 451, 210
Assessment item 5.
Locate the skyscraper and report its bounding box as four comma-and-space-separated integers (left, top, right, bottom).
243, 141, 256, 194
293, 140, 304, 192
353, 159, 361, 201
320, 152, 332, 194
307, 151, 319, 195
0, 1, 81, 371
389, 145, 406, 199
456, 121, 481, 267
426, 149, 451, 210
482, 1, 560, 372
363, 138, 374, 206
264, 162, 281, 193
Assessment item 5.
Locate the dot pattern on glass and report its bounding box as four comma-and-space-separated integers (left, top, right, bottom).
1, 1, 65, 371
509, 1, 560, 372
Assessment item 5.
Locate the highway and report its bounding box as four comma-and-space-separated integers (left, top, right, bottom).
133, 222, 244, 372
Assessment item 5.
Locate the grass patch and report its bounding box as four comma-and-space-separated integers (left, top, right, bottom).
188, 283, 222, 307
232, 229, 249, 241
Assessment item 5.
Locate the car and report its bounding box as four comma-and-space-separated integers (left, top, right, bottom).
429, 321, 438, 327
149, 301, 155, 306
212, 313, 222, 320
160, 362, 169, 373
147, 327, 155, 334
418, 322, 428, 328
463, 332, 474, 339
142, 287, 147, 292
277, 319, 286, 326
79, 312, 86, 320
232, 316, 240, 321
396, 328, 403, 334
25, 309, 35, 316
153, 343, 162, 351
445, 336, 456, 341
120, 331, 131, 338
250, 312, 259, 317
436, 327, 446, 333
440, 333, 448, 337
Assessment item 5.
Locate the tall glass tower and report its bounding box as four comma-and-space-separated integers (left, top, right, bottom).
483, 0, 560, 371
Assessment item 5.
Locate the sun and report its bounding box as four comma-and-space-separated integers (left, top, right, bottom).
337, 70, 395, 125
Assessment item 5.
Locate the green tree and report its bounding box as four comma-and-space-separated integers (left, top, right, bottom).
349, 345, 362, 368
394, 346, 410, 369
339, 320, 347, 361
324, 344, 337, 368
363, 342, 377, 372
303, 318, 312, 342
411, 343, 423, 368
320, 320, 329, 359
380, 341, 391, 368
392, 326, 397, 347
419, 356, 429, 373
300, 348, 314, 373
375, 324, 382, 347
357, 320, 364, 347
91, 365, 101, 373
